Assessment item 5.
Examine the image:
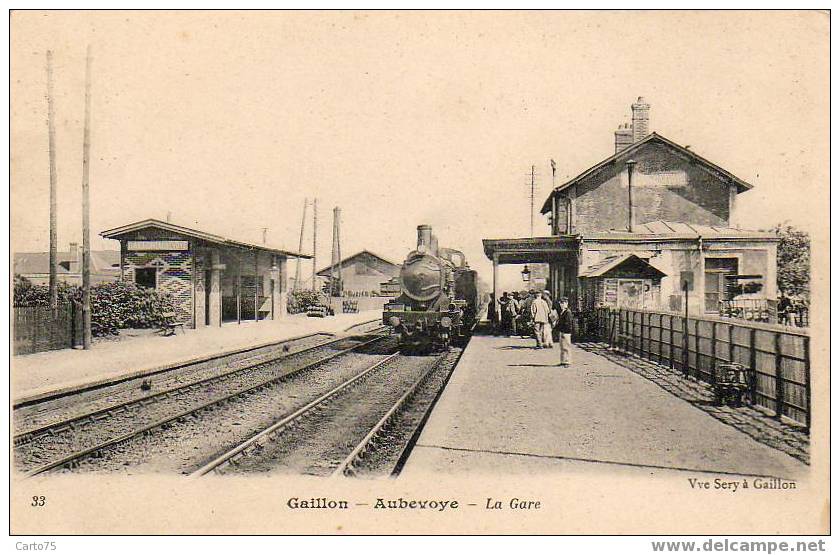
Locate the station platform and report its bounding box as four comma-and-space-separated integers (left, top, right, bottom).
12, 311, 381, 406
401, 333, 807, 479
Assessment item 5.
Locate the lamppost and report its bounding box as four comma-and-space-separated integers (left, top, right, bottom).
270, 263, 280, 320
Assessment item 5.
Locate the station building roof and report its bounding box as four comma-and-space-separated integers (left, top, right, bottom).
100, 219, 312, 259
482, 221, 777, 264
583, 220, 779, 242
315, 250, 399, 277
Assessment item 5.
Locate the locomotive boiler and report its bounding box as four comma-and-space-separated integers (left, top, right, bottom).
383, 225, 478, 352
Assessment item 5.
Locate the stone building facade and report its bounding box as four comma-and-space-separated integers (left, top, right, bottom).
483, 98, 779, 320
316, 250, 400, 295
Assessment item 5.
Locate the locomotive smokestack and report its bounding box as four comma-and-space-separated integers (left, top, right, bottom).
430, 234, 439, 256
417, 224, 432, 250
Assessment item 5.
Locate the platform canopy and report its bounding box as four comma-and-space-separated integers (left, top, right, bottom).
482, 236, 579, 265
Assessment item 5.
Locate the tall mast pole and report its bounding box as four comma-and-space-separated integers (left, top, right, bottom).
46, 50, 58, 309
311, 198, 318, 291
626, 159, 637, 233
293, 198, 307, 292
329, 206, 341, 297
81, 45, 93, 349
530, 164, 535, 237
336, 207, 341, 295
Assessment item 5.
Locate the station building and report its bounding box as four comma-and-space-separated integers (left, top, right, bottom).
101, 219, 311, 327
315, 250, 400, 296
483, 98, 779, 319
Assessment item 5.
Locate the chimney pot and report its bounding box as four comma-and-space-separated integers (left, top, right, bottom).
631, 97, 651, 142
417, 224, 432, 250
69, 242, 80, 273
614, 121, 634, 153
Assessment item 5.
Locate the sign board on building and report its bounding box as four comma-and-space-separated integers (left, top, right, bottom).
127, 240, 190, 251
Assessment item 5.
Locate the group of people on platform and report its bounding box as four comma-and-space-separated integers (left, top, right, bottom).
487, 290, 575, 367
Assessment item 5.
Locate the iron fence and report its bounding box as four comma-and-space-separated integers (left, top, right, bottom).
594, 307, 811, 429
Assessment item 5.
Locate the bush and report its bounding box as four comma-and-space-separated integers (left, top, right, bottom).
13, 276, 175, 337
88, 281, 176, 336
287, 290, 325, 314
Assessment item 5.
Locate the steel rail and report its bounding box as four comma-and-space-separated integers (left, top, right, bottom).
190, 352, 401, 477
15, 329, 386, 447
331, 354, 446, 478
23, 334, 390, 478
343, 318, 383, 332
13, 330, 337, 410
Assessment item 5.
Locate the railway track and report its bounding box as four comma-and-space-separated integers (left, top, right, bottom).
332, 347, 461, 478
19, 330, 391, 477
15, 321, 387, 440
191, 347, 462, 478
15, 317, 383, 416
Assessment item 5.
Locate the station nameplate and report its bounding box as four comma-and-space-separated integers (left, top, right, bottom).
127, 240, 190, 251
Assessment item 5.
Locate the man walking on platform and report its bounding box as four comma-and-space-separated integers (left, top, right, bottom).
508, 292, 521, 336
530, 290, 550, 348
520, 290, 536, 338
541, 290, 555, 348
499, 292, 512, 335
556, 297, 574, 366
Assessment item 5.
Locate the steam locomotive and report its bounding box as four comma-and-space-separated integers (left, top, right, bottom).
383, 225, 479, 353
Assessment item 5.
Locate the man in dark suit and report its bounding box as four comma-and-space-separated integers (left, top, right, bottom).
556, 297, 575, 367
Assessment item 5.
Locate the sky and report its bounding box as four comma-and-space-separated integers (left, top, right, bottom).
10, 11, 829, 290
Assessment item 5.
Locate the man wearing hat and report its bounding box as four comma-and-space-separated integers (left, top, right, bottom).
556, 297, 575, 366
529, 289, 551, 348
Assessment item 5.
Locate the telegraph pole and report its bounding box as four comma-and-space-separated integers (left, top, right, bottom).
294, 198, 308, 292
311, 198, 318, 291
81, 45, 93, 349
46, 50, 58, 309
529, 165, 536, 236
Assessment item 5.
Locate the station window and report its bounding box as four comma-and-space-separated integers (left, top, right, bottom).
135, 267, 157, 289
704, 258, 738, 313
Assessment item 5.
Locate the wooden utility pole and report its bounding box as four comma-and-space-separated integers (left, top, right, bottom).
293, 198, 308, 292
81, 45, 93, 349
47, 50, 58, 308
311, 198, 318, 291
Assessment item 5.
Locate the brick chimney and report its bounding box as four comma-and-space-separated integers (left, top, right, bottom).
614, 122, 634, 153
631, 96, 650, 142
69, 242, 80, 273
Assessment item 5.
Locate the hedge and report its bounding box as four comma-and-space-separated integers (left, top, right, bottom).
14, 276, 175, 337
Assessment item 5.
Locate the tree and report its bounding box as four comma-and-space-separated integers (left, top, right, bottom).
766, 223, 810, 298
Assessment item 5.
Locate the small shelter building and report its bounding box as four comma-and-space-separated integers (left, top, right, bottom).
101, 219, 311, 327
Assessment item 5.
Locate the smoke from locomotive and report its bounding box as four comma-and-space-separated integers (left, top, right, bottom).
383, 225, 479, 352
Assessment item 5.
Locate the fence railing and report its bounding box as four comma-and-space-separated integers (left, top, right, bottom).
13, 301, 82, 355
594, 307, 811, 429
